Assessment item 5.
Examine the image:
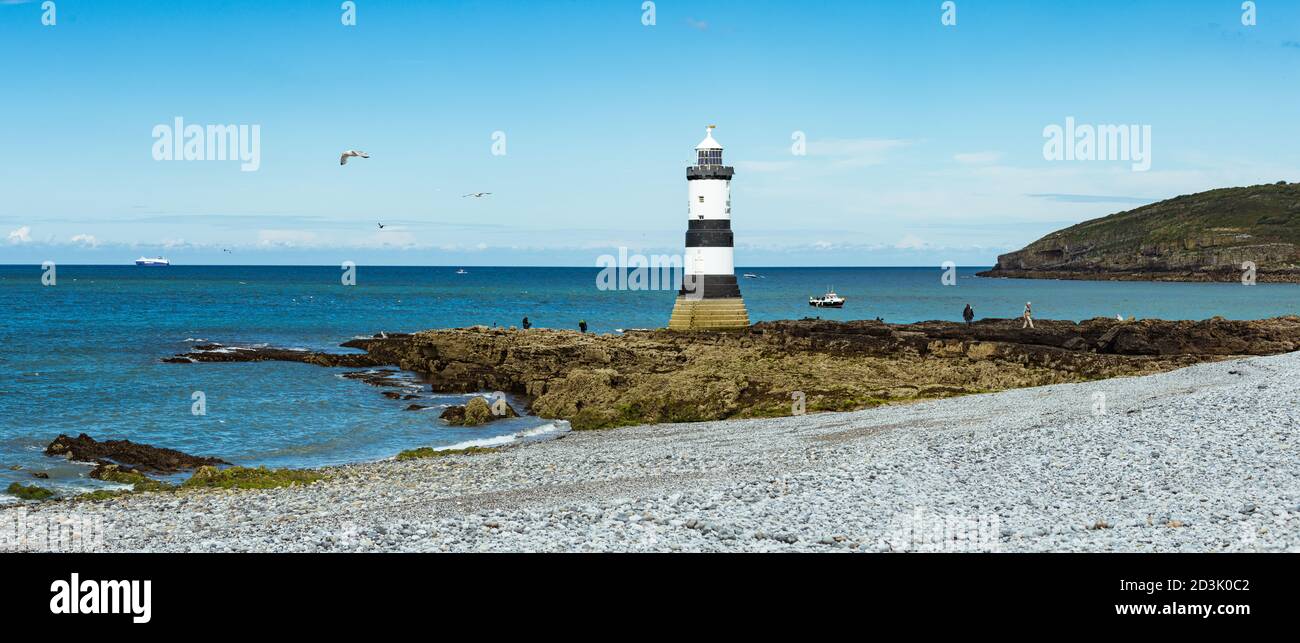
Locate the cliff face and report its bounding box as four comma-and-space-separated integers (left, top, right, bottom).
168, 317, 1300, 430
980, 182, 1300, 282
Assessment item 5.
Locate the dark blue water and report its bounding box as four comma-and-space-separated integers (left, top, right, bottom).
2, 264, 1297, 500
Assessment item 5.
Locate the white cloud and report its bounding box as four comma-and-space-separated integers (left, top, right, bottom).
257, 229, 318, 247
70, 234, 99, 248
6, 226, 31, 244
894, 233, 928, 249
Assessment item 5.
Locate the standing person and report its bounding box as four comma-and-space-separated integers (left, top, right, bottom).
522, 316, 531, 330
578, 320, 588, 334
1022, 302, 1034, 329
962, 304, 974, 326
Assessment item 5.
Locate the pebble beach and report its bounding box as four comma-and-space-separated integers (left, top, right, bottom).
5, 351, 1298, 553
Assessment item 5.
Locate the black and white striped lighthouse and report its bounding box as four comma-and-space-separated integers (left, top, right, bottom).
668, 126, 750, 330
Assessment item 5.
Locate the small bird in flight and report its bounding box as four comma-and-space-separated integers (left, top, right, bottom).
340, 150, 370, 165
377, 223, 386, 229
462, 192, 492, 198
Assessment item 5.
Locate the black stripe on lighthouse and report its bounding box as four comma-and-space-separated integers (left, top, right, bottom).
679, 274, 741, 299
687, 166, 735, 181
685, 221, 733, 247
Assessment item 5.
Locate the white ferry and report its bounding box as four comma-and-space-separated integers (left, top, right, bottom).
134, 256, 170, 266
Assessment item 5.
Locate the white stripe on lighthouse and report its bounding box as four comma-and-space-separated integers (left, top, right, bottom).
687, 180, 731, 220
685, 247, 735, 276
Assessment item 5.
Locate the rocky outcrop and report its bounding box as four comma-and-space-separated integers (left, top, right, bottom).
980, 182, 1300, 282
439, 397, 519, 426
45, 433, 230, 473
165, 317, 1300, 430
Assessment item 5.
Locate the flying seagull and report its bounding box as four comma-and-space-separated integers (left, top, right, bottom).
377, 223, 386, 229
462, 192, 492, 198
340, 150, 370, 165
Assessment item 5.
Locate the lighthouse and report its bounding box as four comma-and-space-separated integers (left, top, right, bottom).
668, 126, 750, 330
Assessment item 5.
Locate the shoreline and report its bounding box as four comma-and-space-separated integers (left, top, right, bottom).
975, 269, 1300, 283
10, 315, 1300, 505
4, 351, 1298, 552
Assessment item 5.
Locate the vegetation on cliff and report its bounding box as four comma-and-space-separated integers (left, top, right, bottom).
981, 182, 1300, 281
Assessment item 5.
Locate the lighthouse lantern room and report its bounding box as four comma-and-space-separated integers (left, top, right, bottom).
668, 126, 750, 330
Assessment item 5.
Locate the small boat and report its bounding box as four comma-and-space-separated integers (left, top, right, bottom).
134, 256, 170, 266
743, 273, 761, 279
809, 288, 846, 308
455, 268, 468, 275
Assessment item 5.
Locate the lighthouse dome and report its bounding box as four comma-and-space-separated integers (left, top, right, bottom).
695, 125, 723, 166
696, 126, 722, 150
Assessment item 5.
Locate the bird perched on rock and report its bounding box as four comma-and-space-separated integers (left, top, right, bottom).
340, 150, 370, 165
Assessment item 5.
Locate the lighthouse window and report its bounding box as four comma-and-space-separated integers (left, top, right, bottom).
698, 196, 704, 203
697, 149, 723, 165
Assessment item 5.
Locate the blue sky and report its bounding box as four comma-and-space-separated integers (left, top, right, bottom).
2, 0, 1299, 266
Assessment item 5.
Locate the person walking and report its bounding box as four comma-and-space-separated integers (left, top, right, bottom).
578, 320, 588, 333
522, 316, 531, 330
962, 304, 974, 326
1021, 302, 1034, 329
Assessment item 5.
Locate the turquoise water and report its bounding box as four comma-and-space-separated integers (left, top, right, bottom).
2, 264, 1297, 499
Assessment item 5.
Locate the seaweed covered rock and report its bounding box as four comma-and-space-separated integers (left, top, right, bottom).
7, 482, 55, 501
439, 396, 518, 426
396, 446, 495, 461
89, 463, 173, 492
45, 433, 229, 473
181, 466, 323, 490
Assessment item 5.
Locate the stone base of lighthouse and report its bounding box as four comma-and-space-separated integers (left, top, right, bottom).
667, 297, 750, 331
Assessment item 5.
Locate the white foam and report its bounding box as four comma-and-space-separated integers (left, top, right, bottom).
426, 421, 571, 453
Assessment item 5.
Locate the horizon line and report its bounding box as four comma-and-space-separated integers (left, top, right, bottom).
0, 263, 999, 269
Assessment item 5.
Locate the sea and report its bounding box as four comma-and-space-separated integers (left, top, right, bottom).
2, 264, 1298, 500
